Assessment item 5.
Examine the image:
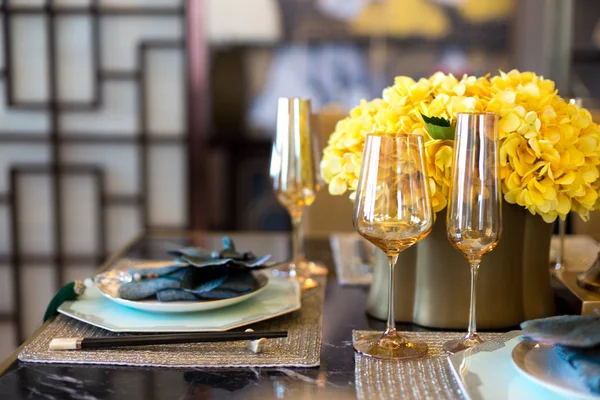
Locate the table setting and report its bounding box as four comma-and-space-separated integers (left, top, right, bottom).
4, 70, 600, 400
19, 235, 326, 368
18, 98, 330, 370
318, 69, 600, 399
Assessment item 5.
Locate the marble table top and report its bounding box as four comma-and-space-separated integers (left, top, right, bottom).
0, 232, 578, 400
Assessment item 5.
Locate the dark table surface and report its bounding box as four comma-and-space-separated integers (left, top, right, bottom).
0, 232, 577, 400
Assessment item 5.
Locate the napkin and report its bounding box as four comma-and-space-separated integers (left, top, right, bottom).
521, 315, 600, 393
118, 267, 259, 302
118, 237, 271, 302
521, 315, 600, 347
555, 345, 600, 393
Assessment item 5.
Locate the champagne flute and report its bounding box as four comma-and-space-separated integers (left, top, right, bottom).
353, 133, 433, 359
270, 97, 320, 290
444, 112, 502, 354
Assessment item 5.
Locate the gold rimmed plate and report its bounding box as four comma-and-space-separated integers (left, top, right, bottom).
94, 260, 269, 313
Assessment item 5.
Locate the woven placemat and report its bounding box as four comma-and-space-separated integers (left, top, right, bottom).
353, 330, 504, 400
18, 278, 326, 368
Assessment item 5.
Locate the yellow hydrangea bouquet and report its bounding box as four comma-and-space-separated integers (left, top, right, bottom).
320, 70, 600, 223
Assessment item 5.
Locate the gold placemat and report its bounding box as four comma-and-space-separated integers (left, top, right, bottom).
353, 330, 504, 400
18, 279, 325, 368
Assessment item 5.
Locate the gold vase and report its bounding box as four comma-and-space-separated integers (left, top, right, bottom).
366, 203, 555, 329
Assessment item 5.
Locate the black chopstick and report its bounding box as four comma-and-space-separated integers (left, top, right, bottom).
49, 331, 288, 350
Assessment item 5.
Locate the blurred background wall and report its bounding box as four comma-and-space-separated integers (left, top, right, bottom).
0, 0, 599, 359
0, 0, 188, 357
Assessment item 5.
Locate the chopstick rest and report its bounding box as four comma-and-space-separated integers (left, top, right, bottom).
49, 330, 287, 351
244, 329, 267, 353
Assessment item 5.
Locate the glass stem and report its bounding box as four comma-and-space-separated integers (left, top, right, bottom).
556, 218, 566, 269
467, 260, 480, 338
291, 212, 303, 271
385, 254, 399, 335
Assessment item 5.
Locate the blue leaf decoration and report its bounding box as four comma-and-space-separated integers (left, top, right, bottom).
180, 267, 229, 294
167, 247, 215, 260
179, 254, 272, 269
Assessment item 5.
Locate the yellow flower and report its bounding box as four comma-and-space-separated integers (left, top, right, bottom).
329, 174, 348, 196
321, 70, 600, 223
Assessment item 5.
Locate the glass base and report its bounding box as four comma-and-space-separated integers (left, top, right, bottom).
270, 264, 318, 290
443, 332, 484, 354
297, 276, 318, 290
553, 261, 567, 272
353, 331, 428, 360
299, 260, 328, 276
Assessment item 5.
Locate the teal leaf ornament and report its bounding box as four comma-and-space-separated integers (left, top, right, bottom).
43, 281, 84, 322
168, 236, 272, 269
421, 113, 455, 140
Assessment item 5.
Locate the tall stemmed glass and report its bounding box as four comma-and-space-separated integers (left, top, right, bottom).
353, 133, 433, 359
270, 97, 321, 290
444, 112, 502, 354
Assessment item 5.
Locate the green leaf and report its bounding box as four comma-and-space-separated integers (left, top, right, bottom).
425, 124, 455, 140
421, 113, 451, 127
420, 113, 455, 140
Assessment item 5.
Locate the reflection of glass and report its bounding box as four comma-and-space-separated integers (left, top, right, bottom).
444, 112, 502, 354
459, 347, 474, 381
554, 217, 567, 271
270, 97, 322, 290
352, 133, 433, 360
356, 239, 375, 275
554, 97, 582, 271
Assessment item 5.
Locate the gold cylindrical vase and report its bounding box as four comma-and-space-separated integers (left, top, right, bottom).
366, 203, 554, 329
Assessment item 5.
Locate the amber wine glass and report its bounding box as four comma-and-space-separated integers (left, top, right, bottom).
270, 97, 321, 290
444, 112, 502, 354
353, 133, 433, 360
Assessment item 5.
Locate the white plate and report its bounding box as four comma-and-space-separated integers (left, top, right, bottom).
58, 277, 301, 332
448, 332, 585, 400
94, 260, 268, 313
511, 339, 600, 400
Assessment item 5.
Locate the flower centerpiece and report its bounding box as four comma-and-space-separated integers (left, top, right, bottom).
320, 70, 600, 329
320, 70, 600, 223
